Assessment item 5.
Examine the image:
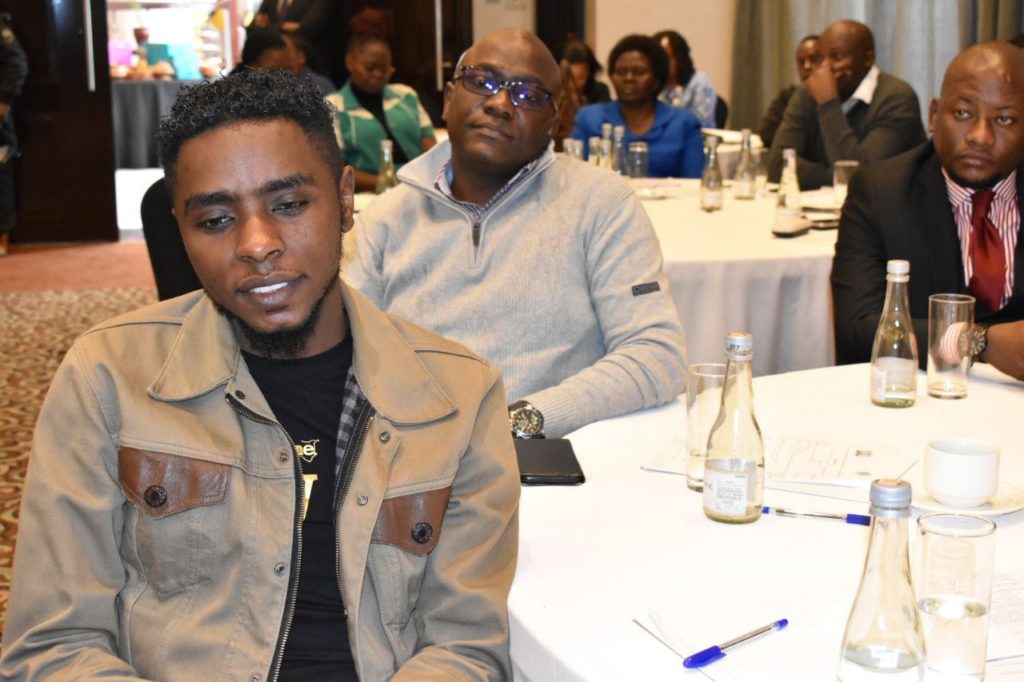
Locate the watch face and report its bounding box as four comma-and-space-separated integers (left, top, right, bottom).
511, 405, 543, 437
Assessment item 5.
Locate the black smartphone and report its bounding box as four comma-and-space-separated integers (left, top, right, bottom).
514, 438, 585, 486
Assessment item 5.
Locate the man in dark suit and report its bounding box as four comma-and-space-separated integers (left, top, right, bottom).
832, 41, 1024, 381
768, 20, 926, 189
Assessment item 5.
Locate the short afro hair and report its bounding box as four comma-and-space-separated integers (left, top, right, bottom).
608, 34, 669, 103
157, 69, 343, 195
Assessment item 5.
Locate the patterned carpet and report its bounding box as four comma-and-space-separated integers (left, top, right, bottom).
0, 287, 156, 636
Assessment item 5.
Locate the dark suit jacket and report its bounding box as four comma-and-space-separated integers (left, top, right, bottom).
255, 0, 334, 41
831, 141, 1024, 365
768, 71, 926, 189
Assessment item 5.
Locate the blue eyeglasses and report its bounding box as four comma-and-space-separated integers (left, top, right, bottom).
454, 66, 554, 112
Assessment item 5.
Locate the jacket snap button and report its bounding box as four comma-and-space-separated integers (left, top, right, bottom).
250, 676, 261, 682
379, 430, 390, 443
274, 562, 287, 577
411, 522, 433, 544
278, 451, 289, 462
356, 494, 368, 506
143, 485, 167, 508
234, 390, 245, 400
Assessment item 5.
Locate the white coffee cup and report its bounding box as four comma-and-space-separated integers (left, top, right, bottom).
924, 438, 1000, 508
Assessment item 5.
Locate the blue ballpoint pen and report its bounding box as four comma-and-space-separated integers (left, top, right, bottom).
761, 505, 871, 526
683, 618, 789, 669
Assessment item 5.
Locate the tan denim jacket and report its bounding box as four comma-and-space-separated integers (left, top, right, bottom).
0, 283, 519, 681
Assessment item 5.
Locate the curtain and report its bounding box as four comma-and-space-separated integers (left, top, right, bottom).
730, 0, 1024, 131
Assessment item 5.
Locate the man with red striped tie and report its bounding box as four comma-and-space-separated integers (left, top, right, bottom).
832, 40, 1024, 381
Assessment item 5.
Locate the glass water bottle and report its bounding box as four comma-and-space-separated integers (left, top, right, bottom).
702, 332, 764, 524
700, 137, 724, 212
838, 479, 925, 681
870, 260, 918, 407
612, 125, 626, 174
375, 139, 398, 194
733, 128, 755, 200
774, 148, 801, 229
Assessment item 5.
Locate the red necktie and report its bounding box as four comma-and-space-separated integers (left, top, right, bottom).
968, 189, 1006, 312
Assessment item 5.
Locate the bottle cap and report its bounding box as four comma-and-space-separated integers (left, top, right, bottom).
380, 139, 393, 151
783, 148, 796, 160
725, 331, 753, 356
613, 124, 625, 135
869, 478, 912, 518
886, 260, 910, 275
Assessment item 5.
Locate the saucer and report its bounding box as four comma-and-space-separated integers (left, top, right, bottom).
636, 187, 667, 201
909, 478, 1024, 517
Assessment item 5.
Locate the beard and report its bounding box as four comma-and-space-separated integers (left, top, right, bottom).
214, 267, 340, 359
946, 168, 1002, 190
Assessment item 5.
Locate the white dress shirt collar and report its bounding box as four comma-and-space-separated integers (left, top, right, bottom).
841, 64, 880, 115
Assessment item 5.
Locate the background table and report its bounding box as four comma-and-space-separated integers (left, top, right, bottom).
641, 180, 839, 375
510, 363, 1024, 681
111, 80, 200, 169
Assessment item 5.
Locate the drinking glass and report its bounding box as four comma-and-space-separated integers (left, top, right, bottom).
685, 363, 726, 492
833, 160, 859, 207
916, 513, 996, 681
628, 141, 649, 178
927, 293, 974, 399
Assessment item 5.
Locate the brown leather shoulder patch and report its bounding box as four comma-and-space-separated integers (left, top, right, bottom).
118, 447, 230, 519
371, 486, 452, 556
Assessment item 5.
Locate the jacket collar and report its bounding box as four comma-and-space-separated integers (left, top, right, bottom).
149, 284, 455, 425
915, 141, 967, 292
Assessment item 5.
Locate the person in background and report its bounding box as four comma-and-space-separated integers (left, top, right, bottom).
0, 69, 519, 680
0, 15, 27, 257
832, 41, 1024, 381
571, 34, 704, 179
346, 29, 688, 438
250, 0, 342, 84
652, 30, 717, 128
757, 35, 821, 148
327, 35, 436, 193
561, 40, 610, 105
767, 19, 925, 189
233, 27, 292, 72
281, 31, 336, 94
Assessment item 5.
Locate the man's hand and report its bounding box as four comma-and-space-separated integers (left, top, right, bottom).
805, 59, 840, 105
281, 21, 300, 32
982, 320, 1024, 380
252, 12, 270, 27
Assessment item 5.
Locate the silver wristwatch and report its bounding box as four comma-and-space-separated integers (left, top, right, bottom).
509, 400, 545, 439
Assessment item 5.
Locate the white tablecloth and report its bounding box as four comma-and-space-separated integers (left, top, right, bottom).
641, 180, 839, 375
510, 363, 1024, 681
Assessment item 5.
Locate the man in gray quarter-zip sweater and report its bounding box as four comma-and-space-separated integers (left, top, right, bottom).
346, 29, 688, 439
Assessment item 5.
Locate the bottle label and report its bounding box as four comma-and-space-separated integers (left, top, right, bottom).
701, 189, 723, 209
703, 468, 749, 516
870, 365, 887, 403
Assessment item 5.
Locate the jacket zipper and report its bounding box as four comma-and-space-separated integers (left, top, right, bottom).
226, 394, 304, 682
472, 220, 481, 248
333, 401, 375, 620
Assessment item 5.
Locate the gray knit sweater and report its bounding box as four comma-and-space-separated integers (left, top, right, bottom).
345, 141, 688, 437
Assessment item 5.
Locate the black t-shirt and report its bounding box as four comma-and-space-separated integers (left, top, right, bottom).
243, 338, 358, 681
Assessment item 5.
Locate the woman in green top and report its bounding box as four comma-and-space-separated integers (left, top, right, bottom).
327, 36, 436, 192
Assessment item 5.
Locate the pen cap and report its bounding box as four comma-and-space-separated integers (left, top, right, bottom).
869, 478, 911, 518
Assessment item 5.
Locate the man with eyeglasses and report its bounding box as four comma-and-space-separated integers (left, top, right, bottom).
346, 29, 687, 439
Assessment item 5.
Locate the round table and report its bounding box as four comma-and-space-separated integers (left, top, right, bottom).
509, 363, 1024, 681
641, 180, 839, 376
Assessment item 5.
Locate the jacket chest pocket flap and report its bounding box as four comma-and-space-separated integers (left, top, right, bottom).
371, 486, 452, 556
119, 447, 231, 596
119, 447, 230, 519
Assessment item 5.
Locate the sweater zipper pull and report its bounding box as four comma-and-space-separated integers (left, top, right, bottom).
472, 220, 481, 248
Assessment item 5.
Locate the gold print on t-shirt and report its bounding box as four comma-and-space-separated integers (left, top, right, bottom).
294, 439, 320, 463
